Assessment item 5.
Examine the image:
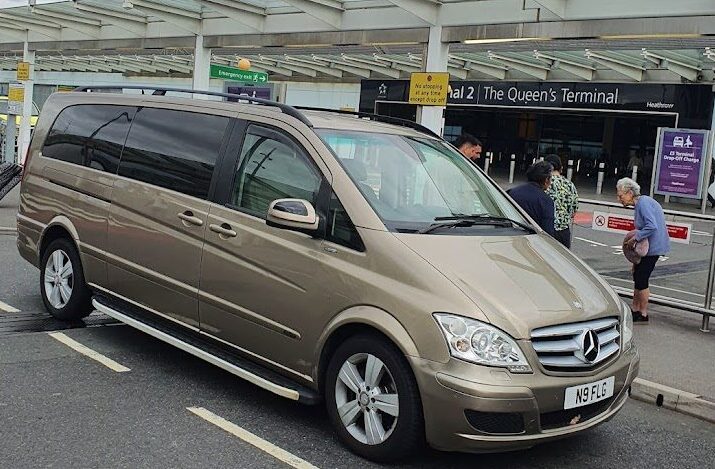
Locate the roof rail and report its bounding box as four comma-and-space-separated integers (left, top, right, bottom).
72, 85, 313, 127
293, 106, 440, 138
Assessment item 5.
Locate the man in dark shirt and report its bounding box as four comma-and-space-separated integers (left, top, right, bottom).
508, 161, 556, 237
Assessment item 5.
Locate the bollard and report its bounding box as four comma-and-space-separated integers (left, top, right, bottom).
566, 160, 574, 181
596, 162, 605, 195
631, 165, 638, 181
4, 117, 16, 164
509, 154, 516, 183
484, 152, 491, 174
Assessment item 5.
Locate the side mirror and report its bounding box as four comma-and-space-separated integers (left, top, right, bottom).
266, 198, 320, 233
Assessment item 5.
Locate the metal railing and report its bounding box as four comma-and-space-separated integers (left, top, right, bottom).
578, 199, 713, 332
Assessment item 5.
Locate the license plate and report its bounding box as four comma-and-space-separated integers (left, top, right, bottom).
564, 376, 615, 410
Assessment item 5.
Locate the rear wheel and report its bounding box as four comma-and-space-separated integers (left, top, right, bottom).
40, 238, 92, 321
325, 334, 424, 462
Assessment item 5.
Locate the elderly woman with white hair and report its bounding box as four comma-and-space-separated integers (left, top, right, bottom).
616, 177, 670, 323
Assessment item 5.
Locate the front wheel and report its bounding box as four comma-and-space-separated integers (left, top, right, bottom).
40, 238, 92, 321
325, 334, 424, 462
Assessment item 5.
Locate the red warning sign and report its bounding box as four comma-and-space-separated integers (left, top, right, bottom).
591, 210, 691, 244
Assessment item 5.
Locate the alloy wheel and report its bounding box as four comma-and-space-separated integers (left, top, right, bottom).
334, 352, 400, 445
44, 249, 74, 309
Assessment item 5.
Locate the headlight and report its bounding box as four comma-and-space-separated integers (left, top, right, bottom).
434, 313, 532, 373
621, 301, 633, 346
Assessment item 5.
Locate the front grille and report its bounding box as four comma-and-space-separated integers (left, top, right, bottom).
531, 317, 620, 372
464, 410, 525, 434
540, 397, 616, 430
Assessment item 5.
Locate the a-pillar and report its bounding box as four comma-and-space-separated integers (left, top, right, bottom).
192, 34, 211, 93
417, 26, 449, 136
18, 40, 34, 164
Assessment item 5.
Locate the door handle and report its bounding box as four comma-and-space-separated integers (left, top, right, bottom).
178, 211, 204, 226
209, 223, 237, 238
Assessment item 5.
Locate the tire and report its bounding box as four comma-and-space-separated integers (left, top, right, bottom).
325, 334, 424, 462
40, 238, 93, 321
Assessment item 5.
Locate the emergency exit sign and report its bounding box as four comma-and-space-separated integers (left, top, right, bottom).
210, 64, 268, 83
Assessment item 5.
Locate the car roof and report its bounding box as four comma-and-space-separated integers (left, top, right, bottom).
301, 110, 434, 139
46, 91, 436, 139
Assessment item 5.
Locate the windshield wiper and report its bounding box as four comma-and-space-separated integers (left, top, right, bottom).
418, 219, 477, 234
430, 213, 536, 233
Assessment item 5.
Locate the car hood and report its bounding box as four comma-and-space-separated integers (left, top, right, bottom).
393, 232, 621, 339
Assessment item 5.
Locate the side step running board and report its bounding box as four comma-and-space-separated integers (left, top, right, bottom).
92, 298, 319, 404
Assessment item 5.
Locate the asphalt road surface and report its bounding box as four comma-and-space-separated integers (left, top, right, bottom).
2, 228, 715, 468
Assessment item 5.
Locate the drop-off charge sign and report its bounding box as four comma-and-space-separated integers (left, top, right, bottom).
408, 72, 449, 106
591, 210, 691, 244
654, 128, 709, 199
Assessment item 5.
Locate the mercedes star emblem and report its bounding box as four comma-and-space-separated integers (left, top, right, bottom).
581, 329, 600, 363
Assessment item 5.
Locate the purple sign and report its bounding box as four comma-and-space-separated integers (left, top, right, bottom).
655, 128, 709, 199
227, 86, 271, 101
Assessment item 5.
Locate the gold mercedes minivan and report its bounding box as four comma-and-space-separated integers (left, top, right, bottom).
17, 87, 638, 462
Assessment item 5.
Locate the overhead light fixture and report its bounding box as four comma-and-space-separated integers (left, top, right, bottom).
599, 33, 701, 40
463, 37, 547, 45
122, 1, 134, 9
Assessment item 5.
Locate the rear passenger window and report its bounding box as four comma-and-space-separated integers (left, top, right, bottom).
231, 125, 322, 217
42, 105, 135, 173
118, 108, 229, 200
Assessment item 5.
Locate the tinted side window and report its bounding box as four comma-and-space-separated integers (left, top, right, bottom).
42, 105, 135, 173
327, 191, 364, 251
231, 125, 322, 217
118, 108, 229, 199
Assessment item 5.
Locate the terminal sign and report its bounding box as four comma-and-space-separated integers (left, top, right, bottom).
654, 128, 709, 199
408, 72, 449, 106
591, 210, 691, 244
210, 64, 268, 83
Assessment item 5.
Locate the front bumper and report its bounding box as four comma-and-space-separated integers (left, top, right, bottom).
410, 343, 639, 453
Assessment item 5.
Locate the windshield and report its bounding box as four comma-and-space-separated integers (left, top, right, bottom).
316, 129, 529, 232
0, 99, 39, 115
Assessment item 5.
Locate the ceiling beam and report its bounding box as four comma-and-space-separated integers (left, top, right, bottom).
151, 56, 194, 73
585, 49, 645, 81
449, 53, 508, 79
280, 55, 343, 77
197, 0, 266, 32
30, 7, 102, 39
642, 48, 701, 82
488, 51, 550, 80
103, 57, 144, 73
385, 0, 441, 25
340, 55, 401, 78
312, 56, 371, 78
280, 0, 344, 29
0, 13, 62, 40
526, 0, 567, 19
125, 0, 201, 35
241, 57, 294, 76
73, 1, 149, 36
534, 50, 595, 80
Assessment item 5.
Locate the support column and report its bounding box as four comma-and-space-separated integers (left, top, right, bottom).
18, 40, 34, 164
417, 26, 448, 136
192, 34, 211, 93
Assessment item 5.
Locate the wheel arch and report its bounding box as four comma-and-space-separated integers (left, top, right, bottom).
315, 306, 420, 393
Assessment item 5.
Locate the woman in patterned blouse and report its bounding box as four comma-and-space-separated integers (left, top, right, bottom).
544, 154, 579, 248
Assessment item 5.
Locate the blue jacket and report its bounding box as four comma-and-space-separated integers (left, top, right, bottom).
634, 196, 670, 256
508, 182, 556, 236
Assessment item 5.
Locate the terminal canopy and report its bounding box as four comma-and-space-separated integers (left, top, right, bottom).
0, 0, 713, 83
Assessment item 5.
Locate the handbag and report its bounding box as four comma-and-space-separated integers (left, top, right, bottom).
623, 230, 649, 264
